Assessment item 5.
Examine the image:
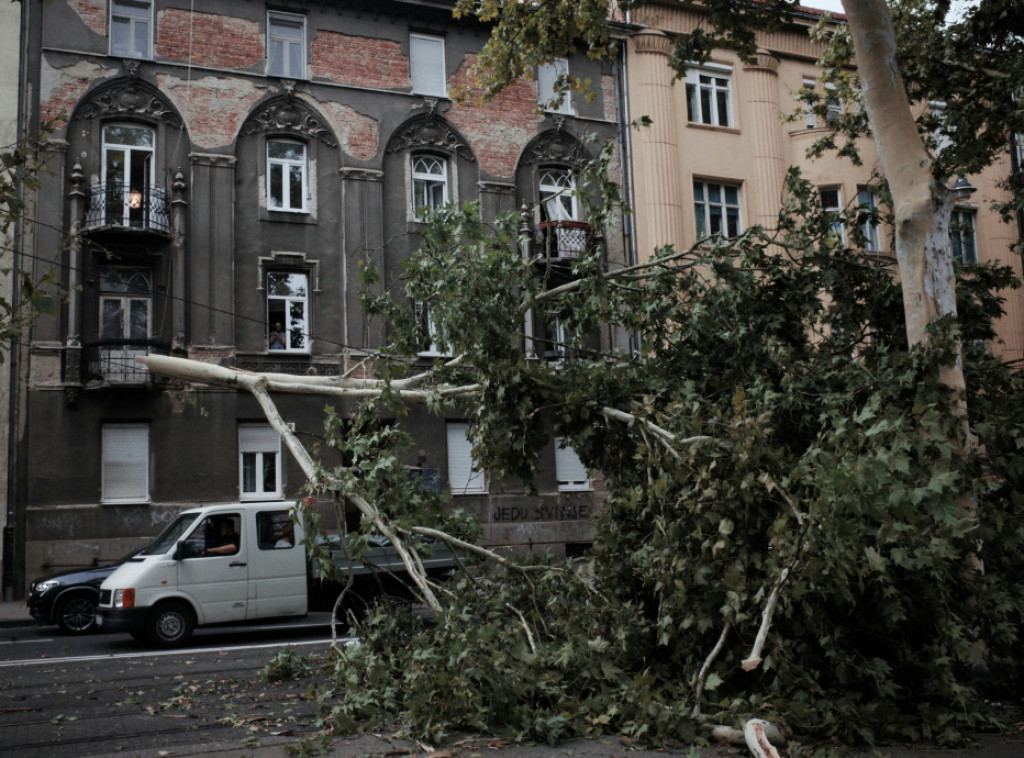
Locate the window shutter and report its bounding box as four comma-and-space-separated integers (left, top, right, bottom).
555, 438, 589, 491
102, 425, 150, 503
446, 422, 485, 494
410, 34, 446, 97
240, 425, 280, 452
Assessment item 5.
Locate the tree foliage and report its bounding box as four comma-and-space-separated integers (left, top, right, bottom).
294, 163, 1024, 748
0, 132, 59, 357
204, 0, 1024, 749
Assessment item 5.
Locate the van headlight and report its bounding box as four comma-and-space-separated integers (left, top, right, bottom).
113, 588, 135, 608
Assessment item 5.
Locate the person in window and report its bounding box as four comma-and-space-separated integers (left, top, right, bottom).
275, 522, 294, 548
269, 322, 286, 350
205, 519, 240, 556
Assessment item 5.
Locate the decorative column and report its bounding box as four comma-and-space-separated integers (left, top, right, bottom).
339, 167, 384, 355
743, 51, 786, 229
64, 161, 85, 399
628, 30, 687, 260
170, 169, 188, 352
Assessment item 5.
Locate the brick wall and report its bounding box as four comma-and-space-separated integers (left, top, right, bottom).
157, 9, 263, 70
311, 31, 411, 90
447, 55, 540, 178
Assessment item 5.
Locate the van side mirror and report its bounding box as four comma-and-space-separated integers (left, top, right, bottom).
173, 540, 186, 560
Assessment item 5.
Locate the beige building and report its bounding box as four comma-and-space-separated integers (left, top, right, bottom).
625, 5, 1024, 362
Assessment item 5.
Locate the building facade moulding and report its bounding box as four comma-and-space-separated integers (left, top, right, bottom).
339, 167, 384, 182
744, 50, 781, 75
71, 71, 184, 129
631, 29, 674, 57
385, 110, 476, 163
239, 94, 339, 148
518, 126, 589, 168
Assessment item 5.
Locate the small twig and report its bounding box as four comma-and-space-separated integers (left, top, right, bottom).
506, 603, 537, 654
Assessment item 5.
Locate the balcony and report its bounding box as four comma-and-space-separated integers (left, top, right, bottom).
84, 341, 165, 386
82, 183, 171, 236
536, 220, 591, 260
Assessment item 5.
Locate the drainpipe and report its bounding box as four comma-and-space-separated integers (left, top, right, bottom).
3, 0, 29, 602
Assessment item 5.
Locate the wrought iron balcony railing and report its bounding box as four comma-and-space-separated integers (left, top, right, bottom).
537, 220, 591, 259
84, 340, 164, 385
82, 183, 171, 234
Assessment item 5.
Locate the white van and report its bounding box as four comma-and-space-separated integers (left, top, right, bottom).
97, 501, 459, 647
97, 502, 311, 646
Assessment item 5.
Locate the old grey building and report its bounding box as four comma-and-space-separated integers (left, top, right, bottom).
4, 0, 629, 596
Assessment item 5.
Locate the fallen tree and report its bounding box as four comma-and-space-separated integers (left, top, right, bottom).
140, 170, 1024, 750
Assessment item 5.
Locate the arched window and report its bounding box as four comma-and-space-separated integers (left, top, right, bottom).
539, 168, 578, 221
411, 154, 448, 219
267, 139, 308, 212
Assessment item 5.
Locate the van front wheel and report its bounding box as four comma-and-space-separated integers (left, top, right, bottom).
146, 601, 195, 648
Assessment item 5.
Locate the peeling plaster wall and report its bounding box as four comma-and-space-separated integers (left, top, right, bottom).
157, 73, 265, 150
67, 0, 106, 36
316, 99, 379, 161
40, 58, 120, 127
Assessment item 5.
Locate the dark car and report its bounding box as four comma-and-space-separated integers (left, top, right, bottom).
28, 549, 143, 634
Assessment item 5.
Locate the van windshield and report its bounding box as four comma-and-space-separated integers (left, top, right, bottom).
138, 513, 201, 556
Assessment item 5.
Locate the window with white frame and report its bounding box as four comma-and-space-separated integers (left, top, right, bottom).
693, 181, 741, 239
537, 58, 572, 114
819, 187, 844, 242
539, 168, 578, 221
950, 208, 977, 264
110, 0, 152, 59
267, 11, 306, 78
856, 188, 881, 252
446, 422, 486, 494
410, 33, 447, 97
686, 66, 732, 127
266, 271, 309, 351
411, 154, 448, 219
267, 139, 308, 212
555, 438, 589, 491
102, 123, 154, 228
414, 301, 448, 356
239, 425, 283, 501
102, 424, 150, 504
802, 79, 841, 129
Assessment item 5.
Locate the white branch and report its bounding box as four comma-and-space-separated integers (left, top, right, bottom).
691, 621, 731, 719
741, 566, 792, 672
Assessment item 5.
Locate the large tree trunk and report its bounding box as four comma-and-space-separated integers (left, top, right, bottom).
840, 0, 965, 404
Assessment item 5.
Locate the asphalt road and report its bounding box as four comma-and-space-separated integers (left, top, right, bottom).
2, 615, 1023, 758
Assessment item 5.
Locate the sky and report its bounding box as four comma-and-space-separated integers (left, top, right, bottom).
801, 0, 978, 20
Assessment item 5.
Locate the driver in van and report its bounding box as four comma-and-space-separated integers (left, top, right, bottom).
205, 518, 240, 556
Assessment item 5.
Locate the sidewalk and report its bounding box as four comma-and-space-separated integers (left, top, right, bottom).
0, 599, 33, 628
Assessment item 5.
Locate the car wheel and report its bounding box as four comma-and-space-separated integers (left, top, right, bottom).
146, 601, 195, 648
54, 593, 98, 634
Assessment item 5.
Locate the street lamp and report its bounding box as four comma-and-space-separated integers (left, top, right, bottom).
950, 175, 977, 202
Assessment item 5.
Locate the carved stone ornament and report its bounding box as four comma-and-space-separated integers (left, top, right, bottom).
240, 96, 338, 148
519, 128, 588, 168
73, 77, 184, 129
385, 113, 475, 162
